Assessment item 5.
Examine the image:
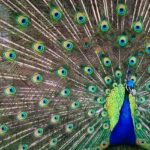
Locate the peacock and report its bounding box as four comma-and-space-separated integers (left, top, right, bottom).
0, 0, 150, 149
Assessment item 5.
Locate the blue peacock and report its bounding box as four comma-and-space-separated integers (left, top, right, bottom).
0, 0, 150, 150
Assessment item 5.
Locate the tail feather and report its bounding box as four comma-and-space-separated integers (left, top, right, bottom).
0, 0, 150, 150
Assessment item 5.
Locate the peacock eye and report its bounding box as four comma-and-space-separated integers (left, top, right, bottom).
84, 66, 94, 75
0, 124, 8, 136
103, 57, 112, 67
19, 144, 28, 150
103, 122, 109, 129
145, 43, 150, 55
3, 50, 16, 62
50, 8, 62, 22
32, 41, 45, 54
104, 76, 112, 85
4, 85, 16, 96
105, 89, 110, 95
132, 21, 144, 33
65, 123, 74, 133
74, 12, 87, 25
96, 97, 105, 104
101, 110, 107, 117
39, 97, 50, 107
138, 139, 146, 145
71, 101, 80, 109
128, 56, 137, 67
34, 128, 43, 138
88, 85, 97, 93
51, 115, 60, 124
57, 67, 68, 78
113, 83, 118, 88
136, 96, 146, 104
87, 127, 94, 134
117, 35, 128, 47
50, 138, 58, 147
115, 70, 122, 79
88, 109, 96, 117
136, 123, 142, 130
130, 75, 137, 83
62, 40, 74, 52
135, 110, 140, 116
145, 82, 150, 92
60, 88, 71, 98
17, 15, 29, 27
31, 73, 43, 84
17, 112, 28, 121
116, 4, 128, 16
98, 20, 110, 33
100, 141, 109, 149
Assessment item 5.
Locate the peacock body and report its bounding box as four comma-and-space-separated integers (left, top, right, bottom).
0, 0, 150, 150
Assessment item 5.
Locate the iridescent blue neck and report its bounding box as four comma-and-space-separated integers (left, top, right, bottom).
110, 90, 136, 146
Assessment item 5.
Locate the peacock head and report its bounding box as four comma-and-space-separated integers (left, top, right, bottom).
127, 80, 135, 88
126, 80, 136, 95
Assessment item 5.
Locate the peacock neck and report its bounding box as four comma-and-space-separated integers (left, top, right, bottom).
110, 90, 136, 146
